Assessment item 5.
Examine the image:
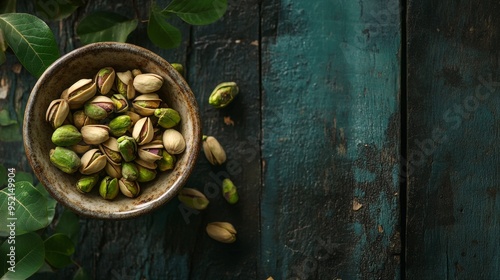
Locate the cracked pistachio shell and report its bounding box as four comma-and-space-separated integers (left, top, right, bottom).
51, 124, 82, 147
121, 162, 139, 181
208, 82, 239, 108
50, 147, 81, 174
79, 148, 107, 175
222, 178, 239, 204
104, 161, 122, 178
111, 94, 129, 113
171, 63, 184, 77
202, 136, 226, 165
157, 150, 176, 172
132, 93, 162, 116
63, 79, 97, 109
116, 71, 136, 99
154, 108, 181, 128
70, 142, 91, 154
125, 111, 141, 125
135, 158, 157, 170
76, 174, 100, 193
138, 140, 163, 162
99, 137, 122, 165
132, 69, 142, 77
99, 176, 119, 200
46, 99, 70, 129
117, 135, 137, 162
95, 67, 115, 94
206, 222, 237, 243
133, 73, 163, 94
136, 163, 157, 183
73, 110, 98, 130
119, 178, 140, 198
132, 117, 154, 145
109, 115, 132, 137
84, 95, 115, 120
81, 125, 110, 145
162, 129, 186, 155
178, 188, 209, 210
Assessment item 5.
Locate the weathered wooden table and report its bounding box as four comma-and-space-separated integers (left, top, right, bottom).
1, 0, 499, 279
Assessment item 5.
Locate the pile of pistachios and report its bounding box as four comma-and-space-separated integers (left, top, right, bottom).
46, 67, 185, 199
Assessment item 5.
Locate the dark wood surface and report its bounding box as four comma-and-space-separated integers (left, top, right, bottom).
0, 0, 498, 279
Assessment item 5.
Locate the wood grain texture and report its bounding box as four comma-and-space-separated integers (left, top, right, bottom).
260, 0, 401, 278
406, 1, 500, 279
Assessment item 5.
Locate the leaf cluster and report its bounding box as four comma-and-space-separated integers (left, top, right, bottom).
0, 166, 84, 279
0, 0, 227, 77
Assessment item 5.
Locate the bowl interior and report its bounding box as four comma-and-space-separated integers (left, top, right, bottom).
23, 42, 201, 219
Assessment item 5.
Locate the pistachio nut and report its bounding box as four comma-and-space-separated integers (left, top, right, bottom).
49, 147, 81, 174
99, 176, 119, 200
73, 110, 98, 130
135, 163, 157, 183
132, 69, 142, 77
51, 124, 82, 147
104, 161, 122, 178
109, 115, 132, 137
157, 150, 176, 172
171, 63, 184, 77
63, 78, 97, 109
121, 162, 139, 181
206, 222, 237, 243
76, 174, 100, 193
154, 108, 181, 128
95, 67, 115, 94
178, 188, 209, 210
125, 111, 141, 125
162, 129, 186, 154
202, 135, 226, 165
222, 178, 239, 204
132, 117, 154, 145
81, 125, 110, 145
46, 99, 70, 129
117, 135, 137, 162
99, 137, 122, 165
118, 178, 140, 198
137, 140, 164, 162
135, 158, 157, 170
132, 93, 162, 116
133, 73, 163, 94
208, 82, 239, 108
84, 96, 115, 120
111, 94, 129, 113
70, 141, 91, 154
79, 148, 107, 175
116, 70, 135, 99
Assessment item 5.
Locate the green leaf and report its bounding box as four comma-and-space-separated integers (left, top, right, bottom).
76, 11, 138, 45
14, 171, 32, 184
44, 233, 75, 269
73, 267, 91, 280
0, 13, 60, 78
148, 9, 181, 49
0, 181, 50, 236
35, 0, 80, 21
164, 0, 227, 25
0, 165, 6, 188
0, 0, 16, 14
35, 183, 56, 224
0, 232, 45, 280
0, 110, 17, 126
0, 123, 21, 142
0, 29, 6, 65
55, 209, 80, 245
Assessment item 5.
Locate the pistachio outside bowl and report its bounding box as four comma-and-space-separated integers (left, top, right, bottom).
23, 42, 201, 219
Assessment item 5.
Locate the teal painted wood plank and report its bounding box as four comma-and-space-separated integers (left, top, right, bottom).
261, 0, 401, 279
407, 1, 500, 279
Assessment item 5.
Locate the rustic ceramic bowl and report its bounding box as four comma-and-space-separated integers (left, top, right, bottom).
23, 42, 201, 219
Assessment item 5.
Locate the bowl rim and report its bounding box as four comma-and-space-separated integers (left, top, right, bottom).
23, 42, 201, 219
